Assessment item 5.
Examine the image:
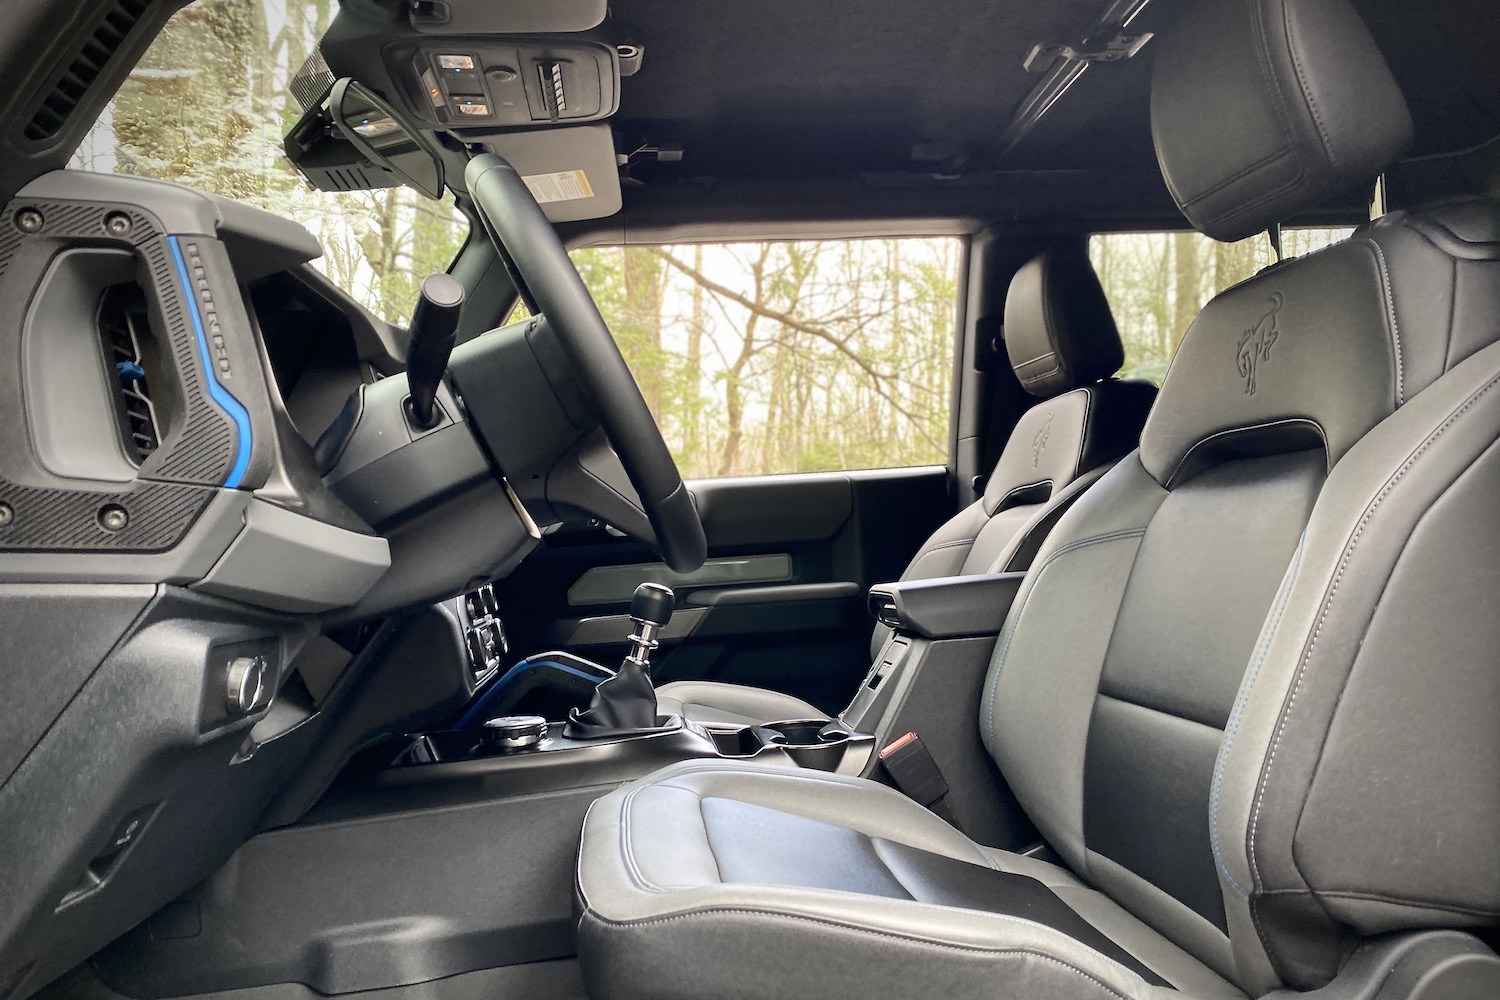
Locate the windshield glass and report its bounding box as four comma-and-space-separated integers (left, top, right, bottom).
70, 0, 469, 324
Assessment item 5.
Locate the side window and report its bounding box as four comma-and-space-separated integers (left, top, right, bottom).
538, 239, 962, 479
1090, 227, 1354, 383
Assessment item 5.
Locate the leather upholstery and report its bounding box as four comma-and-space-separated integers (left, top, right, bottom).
1150, 0, 1412, 242
655, 245, 1154, 727
1005, 244, 1126, 397
576, 761, 1245, 1000
577, 2, 1500, 997
984, 199, 1500, 992
1140, 199, 1500, 489
652, 681, 823, 727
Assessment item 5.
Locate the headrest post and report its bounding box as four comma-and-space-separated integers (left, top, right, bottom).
1370, 175, 1389, 220
1268, 224, 1284, 264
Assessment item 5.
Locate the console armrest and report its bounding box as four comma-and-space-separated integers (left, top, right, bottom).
867, 573, 1025, 640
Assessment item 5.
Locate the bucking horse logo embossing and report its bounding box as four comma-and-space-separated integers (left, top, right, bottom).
1236, 292, 1284, 395
1032, 410, 1053, 468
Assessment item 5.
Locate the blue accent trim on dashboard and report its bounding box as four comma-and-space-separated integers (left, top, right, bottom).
453, 658, 606, 730
166, 235, 253, 489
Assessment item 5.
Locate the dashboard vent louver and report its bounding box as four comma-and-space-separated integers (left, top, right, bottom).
97, 284, 160, 463
24, 0, 151, 141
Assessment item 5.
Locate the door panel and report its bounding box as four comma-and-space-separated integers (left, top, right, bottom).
492, 466, 951, 714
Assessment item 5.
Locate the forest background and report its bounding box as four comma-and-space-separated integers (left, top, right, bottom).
74, 0, 1350, 478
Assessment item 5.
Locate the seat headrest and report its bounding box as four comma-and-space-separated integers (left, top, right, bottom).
1151, 0, 1413, 242
1004, 244, 1124, 399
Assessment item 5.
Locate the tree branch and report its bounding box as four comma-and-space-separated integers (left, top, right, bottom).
649, 247, 943, 453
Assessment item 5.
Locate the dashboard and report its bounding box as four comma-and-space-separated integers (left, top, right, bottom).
0, 168, 530, 996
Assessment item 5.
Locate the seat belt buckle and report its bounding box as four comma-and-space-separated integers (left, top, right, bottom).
879, 731, 959, 827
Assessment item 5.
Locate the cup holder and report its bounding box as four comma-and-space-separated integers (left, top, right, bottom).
700, 718, 874, 773
762, 720, 851, 746
706, 726, 765, 757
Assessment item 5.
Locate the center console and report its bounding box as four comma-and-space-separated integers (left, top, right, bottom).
90, 574, 1023, 1000
396, 715, 875, 778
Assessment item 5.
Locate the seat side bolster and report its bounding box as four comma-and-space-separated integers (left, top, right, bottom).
1213, 340, 1500, 993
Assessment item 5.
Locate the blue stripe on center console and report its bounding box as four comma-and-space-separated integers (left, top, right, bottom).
167, 235, 253, 488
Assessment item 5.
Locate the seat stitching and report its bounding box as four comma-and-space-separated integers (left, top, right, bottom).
1041, 253, 1063, 381
1365, 238, 1406, 405
991, 480, 1054, 511
697, 794, 723, 886
1186, 0, 1318, 235
981, 529, 1147, 751
1246, 369, 1500, 964
642, 763, 995, 866
1306, 890, 1500, 917
989, 465, 1111, 574
1163, 417, 1329, 489
1074, 385, 1095, 482
1210, 534, 1305, 897
619, 816, 1059, 925
582, 906, 1142, 997
921, 536, 981, 554
618, 785, 666, 893
1014, 351, 1058, 370
1283, 0, 1335, 171
576, 796, 604, 911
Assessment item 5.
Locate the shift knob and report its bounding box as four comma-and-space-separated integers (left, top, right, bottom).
405, 273, 465, 430
630, 582, 674, 627
623, 583, 674, 675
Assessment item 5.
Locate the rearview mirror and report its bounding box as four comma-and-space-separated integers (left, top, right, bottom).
329, 78, 445, 199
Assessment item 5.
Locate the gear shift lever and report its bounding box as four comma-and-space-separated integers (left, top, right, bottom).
563, 583, 675, 738
623, 582, 673, 674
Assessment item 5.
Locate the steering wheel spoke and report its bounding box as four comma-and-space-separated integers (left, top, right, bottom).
458, 154, 706, 572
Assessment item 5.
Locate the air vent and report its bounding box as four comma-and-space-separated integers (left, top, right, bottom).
24, 0, 151, 141
97, 283, 160, 463
462, 584, 508, 683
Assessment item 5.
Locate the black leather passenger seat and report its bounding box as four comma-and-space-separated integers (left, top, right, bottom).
573, 1, 1500, 996
656, 240, 1156, 725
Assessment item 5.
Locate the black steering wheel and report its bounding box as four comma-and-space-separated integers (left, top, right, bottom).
463, 153, 707, 573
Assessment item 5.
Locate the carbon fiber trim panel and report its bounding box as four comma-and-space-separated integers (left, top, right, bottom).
0, 197, 232, 552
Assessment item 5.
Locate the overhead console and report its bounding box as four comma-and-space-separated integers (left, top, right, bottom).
300, 0, 635, 222
398, 38, 620, 130
319, 0, 631, 135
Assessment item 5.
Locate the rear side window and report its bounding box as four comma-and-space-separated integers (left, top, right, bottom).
1090, 228, 1353, 383
542, 239, 963, 479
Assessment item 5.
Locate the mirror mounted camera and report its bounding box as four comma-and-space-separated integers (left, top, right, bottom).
283, 78, 446, 199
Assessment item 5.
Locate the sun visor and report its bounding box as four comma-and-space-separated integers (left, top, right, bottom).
470, 125, 622, 223
408, 0, 606, 35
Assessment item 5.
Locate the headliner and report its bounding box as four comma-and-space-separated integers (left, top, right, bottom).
607, 0, 1500, 186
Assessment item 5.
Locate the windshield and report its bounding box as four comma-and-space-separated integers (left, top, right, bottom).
70, 0, 470, 325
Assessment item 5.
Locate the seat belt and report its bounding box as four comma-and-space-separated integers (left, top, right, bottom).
878, 731, 961, 829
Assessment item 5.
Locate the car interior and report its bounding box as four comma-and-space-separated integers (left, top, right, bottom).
0, 1, 1497, 999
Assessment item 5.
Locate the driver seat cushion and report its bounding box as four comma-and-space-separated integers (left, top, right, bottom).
576, 760, 1244, 1000
652, 682, 824, 728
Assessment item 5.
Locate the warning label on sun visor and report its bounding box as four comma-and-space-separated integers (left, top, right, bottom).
521, 169, 595, 204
